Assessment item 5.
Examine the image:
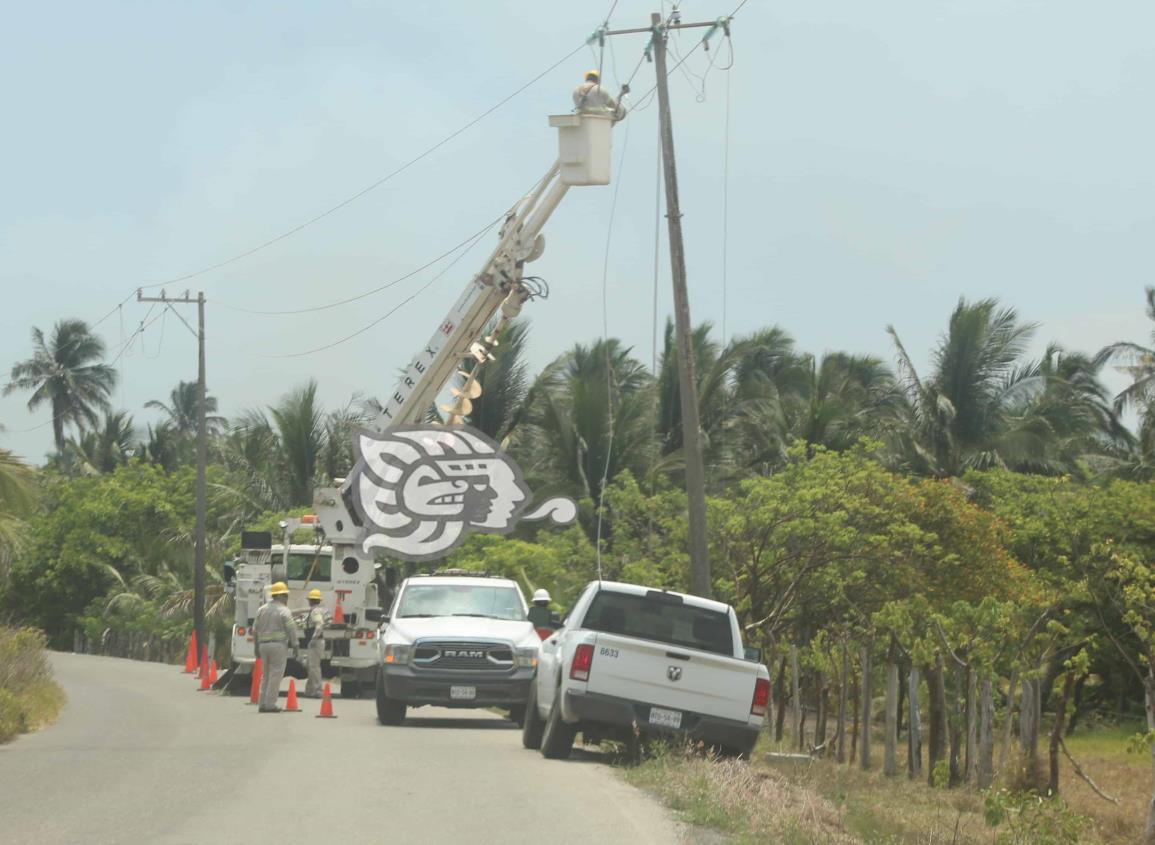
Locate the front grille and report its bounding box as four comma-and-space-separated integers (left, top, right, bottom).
413, 640, 513, 671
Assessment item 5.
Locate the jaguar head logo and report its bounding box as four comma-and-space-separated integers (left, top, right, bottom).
350, 426, 576, 561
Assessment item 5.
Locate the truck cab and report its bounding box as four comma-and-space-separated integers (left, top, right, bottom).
374, 571, 542, 726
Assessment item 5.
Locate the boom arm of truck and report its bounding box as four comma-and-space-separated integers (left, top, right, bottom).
313, 111, 618, 548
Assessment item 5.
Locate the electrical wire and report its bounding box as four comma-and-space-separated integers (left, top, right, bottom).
216, 214, 506, 316
131, 42, 586, 293
593, 98, 633, 582
258, 217, 501, 359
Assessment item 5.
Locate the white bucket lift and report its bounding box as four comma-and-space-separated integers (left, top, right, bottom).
549, 112, 613, 186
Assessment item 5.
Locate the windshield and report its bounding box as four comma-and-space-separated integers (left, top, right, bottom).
396, 584, 526, 621
282, 552, 331, 582
582, 591, 734, 656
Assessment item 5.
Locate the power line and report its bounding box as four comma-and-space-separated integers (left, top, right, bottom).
594, 99, 633, 581
136, 42, 586, 293
258, 217, 501, 359
216, 213, 506, 316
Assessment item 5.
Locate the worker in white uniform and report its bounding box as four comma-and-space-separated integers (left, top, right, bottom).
572, 69, 627, 121
253, 581, 299, 713
304, 588, 328, 698
527, 588, 553, 629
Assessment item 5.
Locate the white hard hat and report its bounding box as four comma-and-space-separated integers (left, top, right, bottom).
532, 588, 551, 604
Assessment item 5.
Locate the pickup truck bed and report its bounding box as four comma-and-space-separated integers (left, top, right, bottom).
525, 581, 770, 759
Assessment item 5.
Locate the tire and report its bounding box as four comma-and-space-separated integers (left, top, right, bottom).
340, 680, 361, 699
375, 666, 406, 726
539, 688, 576, 759
521, 684, 545, 750
508, 704, 526, 727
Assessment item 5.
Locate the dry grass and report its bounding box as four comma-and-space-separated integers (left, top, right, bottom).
0, 626, 65, 743
623, 727, 1153, 844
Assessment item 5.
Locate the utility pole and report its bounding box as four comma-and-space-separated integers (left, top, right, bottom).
603, 11, 726, 597
137, 290, 208, 656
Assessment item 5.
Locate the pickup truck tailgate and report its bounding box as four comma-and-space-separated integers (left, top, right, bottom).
586, 633, 754, 723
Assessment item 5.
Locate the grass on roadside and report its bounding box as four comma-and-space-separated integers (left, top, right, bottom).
622, 727, 1152, 845
0, 625, 65, 743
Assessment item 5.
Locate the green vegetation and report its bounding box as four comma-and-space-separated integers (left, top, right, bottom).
5, 293, 1155, 836
0, 626, 65, 743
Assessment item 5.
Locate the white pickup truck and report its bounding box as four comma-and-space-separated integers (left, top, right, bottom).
522, 581, 770, 759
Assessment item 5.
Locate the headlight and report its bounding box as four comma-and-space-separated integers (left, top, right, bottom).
383, 643, 413, 665
516, 647, 539, 669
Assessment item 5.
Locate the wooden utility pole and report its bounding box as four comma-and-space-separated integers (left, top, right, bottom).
592, 10, 735, 597
649, 11, 711, 597
138, 290, 208, 657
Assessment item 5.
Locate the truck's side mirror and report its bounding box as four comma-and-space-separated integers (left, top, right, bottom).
223, 563, 236, 585
364, 608, 384, 623
744, 646, 763, 663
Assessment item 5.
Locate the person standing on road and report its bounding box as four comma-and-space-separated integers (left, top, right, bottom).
253, 581, 299, 713
304, 588, 328, 699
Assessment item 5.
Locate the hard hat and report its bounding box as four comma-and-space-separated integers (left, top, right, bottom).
270, 581, 290, 597
307, 589, 323, 601
585, 69, 600, 82
532, 588, 551, 604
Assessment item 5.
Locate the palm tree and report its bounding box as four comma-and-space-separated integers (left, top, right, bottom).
144, 381, 225, 435
1096, 288, 1155, 478
888, 299, 1041, 476
515, 339, 654, 507
5, 319, 116, 452
888, 298, 1121, 477
0, 448, 36, 577
724, 326, 809, 475
65, 411, 136, 475
789, 352, 907, 454
269, 380, 326, 506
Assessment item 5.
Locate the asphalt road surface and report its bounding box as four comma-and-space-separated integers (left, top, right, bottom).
0, 653, 691, 844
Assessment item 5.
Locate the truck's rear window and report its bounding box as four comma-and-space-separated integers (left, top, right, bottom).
283, 553, 331, 582
582, 591, 733, 656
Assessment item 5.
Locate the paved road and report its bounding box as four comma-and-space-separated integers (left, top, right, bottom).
0, 653, 689, 844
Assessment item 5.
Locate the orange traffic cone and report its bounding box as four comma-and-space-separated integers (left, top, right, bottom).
333, 596, 345, 625
247, 658, 263, 705
209, 660, 219, 686
183, 631, 198, 674
316, 682, 336, 718
198, 663, 212, 691
198, 645, 209, 680
285, 679, 301, 712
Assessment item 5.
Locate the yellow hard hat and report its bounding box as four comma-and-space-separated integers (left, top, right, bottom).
307, 589, 323, 601
270, 581, 290, 597
585, 69, 600, 82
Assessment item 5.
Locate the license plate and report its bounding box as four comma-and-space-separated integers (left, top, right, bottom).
450, 685, 477, 700
649, 707, 682, 729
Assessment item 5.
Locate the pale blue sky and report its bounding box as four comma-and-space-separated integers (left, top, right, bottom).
3, 1, 1153, 462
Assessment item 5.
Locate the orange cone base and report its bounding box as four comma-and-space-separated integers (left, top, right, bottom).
316, 682, 336, 718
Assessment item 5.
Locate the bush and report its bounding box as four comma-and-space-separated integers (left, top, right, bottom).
0, 626, 65, 743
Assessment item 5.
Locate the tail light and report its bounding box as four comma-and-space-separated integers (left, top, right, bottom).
236, 626, 246, 637
751, 677, 770, 718
570, 643, 594, 682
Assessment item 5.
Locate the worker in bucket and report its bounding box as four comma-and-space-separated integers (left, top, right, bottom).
253, 581, 299, 713
304, 588, 328, 698
572, 69, 627, 121
527, 588, 553, 629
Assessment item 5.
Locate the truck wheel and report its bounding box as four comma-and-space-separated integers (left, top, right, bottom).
341, 681, 361, 699
374, 667, 406, 726
539, 690, 575, 759
521, 684, 545, 750
508, 704, 526, 727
